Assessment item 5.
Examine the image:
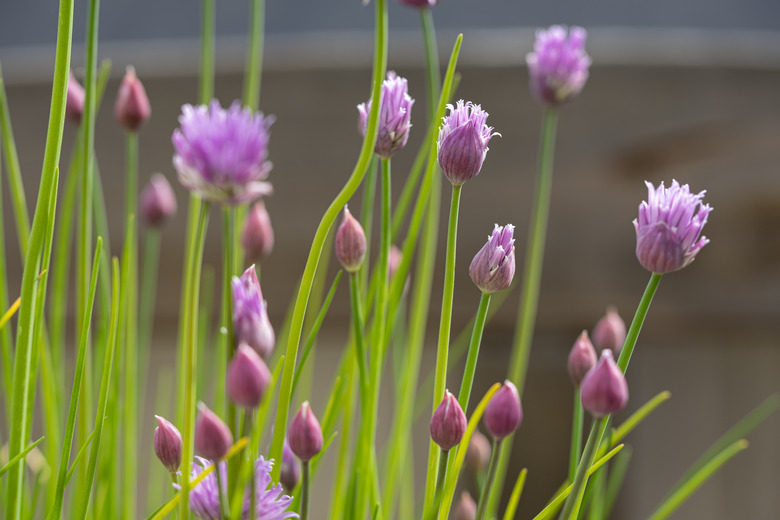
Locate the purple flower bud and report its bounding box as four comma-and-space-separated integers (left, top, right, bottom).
526, 26, 591, 106
592, 306, 626, 359
568, 330, 597, 387
634, 180, 712, 274
194, 403, 234, 461
227, 343, 272, 409
580, 350, 629, 418
241, 201, 274, 261
465, 430, 491, 475
153, 415, 182, 474
358, 71, 414, 158
280, 439, 301, 491
335, 206, 367, 273
140, 173, 177, 227
484, 380, 522, 440
288, 401, 323, 462
232, 266, 275, 359
66, 72, 85, 125
388, 245, 402, 278
454, 491, 477, 520
469, 224, 516, 294
430, 390, 468, 451
173, 100, 275, 205
395, 0, 436, 9
115, 66, 151, 131
437, 100, 499, 186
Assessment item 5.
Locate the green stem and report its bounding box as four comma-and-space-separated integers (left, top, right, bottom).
349, 273, 370, 397
431, 450, 449, 517
243, 0, 264, 110
568, 389, 583, 483
457, 292, 491, 412
420, 9, 441, 121
423, 183, 462, 516
138, 228, 161, 382
215, 462, 229, 519
267, 0, 387, 482
301, 460, 311, 520
616, 273, 662, 373
200, 0, 215, 103
476, 440, 502, 520
223, 206, 237, 429
558, 418, 609, 520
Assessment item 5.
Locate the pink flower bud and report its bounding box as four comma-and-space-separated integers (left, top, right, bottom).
335, 206, 366, 273
66, 72, 85, 125
454, 491, 477, 520
430, 390, 468, 451
241, 201, 274, 261
484, 380, 522, 440
153, 415, 182, 474
437, 100, 499, 186
288, 401, 323, 462
388, 245, 402, 279
227, 343, 272, 409
469, 224, 515, 294
465, 430, 491, 475
280, 439, 301, 491
580, 350, 629, 418
232, 266, 275, 359
592, 306, 626, 359
568, 330, 597, 387
194, 403, 233, 461
115, 66, 151, 131
140, 173, 177, 227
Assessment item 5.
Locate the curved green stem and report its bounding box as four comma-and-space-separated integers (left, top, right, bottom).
617, 273, 662, 373
457, 292, 491, 412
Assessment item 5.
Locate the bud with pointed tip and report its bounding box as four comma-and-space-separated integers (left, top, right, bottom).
280, 439, 301, 491
194, 403, 233, 461
568, 330, 598, 387
241, 201, 274, 261
469, 224, 516, 294
66, 72, 85, 125
484, 380, 522, 440
437, 100, 500, 186
154, 415, 182, 474
335, 207, 367, 273
227, 343, 272, 409
232, 266, 275, 359
592, 306, 626, 358
115, 66, 151, 131
141, 173, 177, 227
288, 401, 323, 462
454, 491, 477, 520
465, 430, 491, 475
580, 350, 629, 418
430, 390, 468, 451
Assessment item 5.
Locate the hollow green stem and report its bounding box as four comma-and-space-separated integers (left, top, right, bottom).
215, 462, 229, 519
243, 0, 264, 110
558, 418, 609, 520
301, 460, 311, 520
200, 0, 215, 103
420, 9, 441, 121
476, 439, 502, 520
349, 273, 370, 397
223, 206, 237, 431
458, 292, 491, 413
616, 273, 662, 373
431, 449, 449, 518
568, 389, 583, 483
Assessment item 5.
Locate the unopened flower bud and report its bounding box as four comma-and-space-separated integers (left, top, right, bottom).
484, 380, 522, 440
580, 350, 629, 418
141, 173, 177, 227
288, 401, 323, 462
232, 266, 275, 359
568, 330, 597, 387
437, 100, 499, 186
388, 245, 402, 279
153, 415, 182, 474
115, 66, 151, 131
194, 403, 233, 461
465, 430, 491, 475
430, 390, 467, 451
592, 306, 626, 358
454, 491, 477, 520
526, 26, 591, 106
335, 207, 366, 273
469, 224, 515, 293
241, 201, 274, 261
66, 72, 85, 125
227, 343, 272, 409
358, 71, 414, 158
280, 439, 301, 491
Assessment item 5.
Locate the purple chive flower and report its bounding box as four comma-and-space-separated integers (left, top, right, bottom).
454, 491, 477, 520
232, 266, 275, 359
592, 306, 626, 359
358, 71, 414, 158
154, 415, 182, 474
437, 100, 499, 186
194, 403, 233, 461
580, 350, 629, 418
141, 173, 177, 227
526, 25, 591, 106
242, 201, 274, 261
280, 440, 301, 491
634, 180, 712, 274
172, 100, 274, 205
335, 206, 367, 273
430, 390, 468, 451
465, 430, 491, 475
66, 71, 85, 125
484, 380, 523, 440
176, 457, 298, 520
115, 66, 151, 131
567, 331, 598, 388
288, 402, 323, 462
394, 0, 436, 9
227, 343, 272, 409
469, 224, 516, 294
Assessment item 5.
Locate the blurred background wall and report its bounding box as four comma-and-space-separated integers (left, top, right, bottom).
1, 0, 780, 517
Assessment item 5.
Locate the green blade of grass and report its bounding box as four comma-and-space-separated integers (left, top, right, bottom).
0, 437, 44, 477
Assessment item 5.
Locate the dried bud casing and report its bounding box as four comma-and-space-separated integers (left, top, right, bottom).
592, 306, 626, 358
241, 201, 274, 261
115, 66, 151, 131
484, 380, 522, 440
288, 401, 323, 462
568, 330, 598, 387
430, 390, 468, 451
141, 173, 177, 227
580, 350, 629, 418
227, 343, 272, 409
154, 415, 182, 474
335, 207, 367, 273
194, 403, 233, 461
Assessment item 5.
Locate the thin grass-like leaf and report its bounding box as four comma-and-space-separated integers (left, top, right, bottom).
64, 429, 95, 487
603, 445, 632, 518
0, 437, 44, 477
502, 468, 528, 520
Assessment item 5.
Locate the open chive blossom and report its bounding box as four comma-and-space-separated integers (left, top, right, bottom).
358, 71, 414, 158
526, 25, 591, 106
437, 100, 500, 186
233, 266, 276, 359
175, 457, 298, 520
634, 180, 712, 274
469, 224, 516, 294
173, 100, 275, 205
